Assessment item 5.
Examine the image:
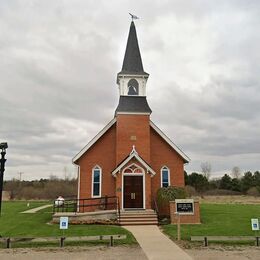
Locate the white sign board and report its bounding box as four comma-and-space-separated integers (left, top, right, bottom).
251, 218, 259, 231
60, 217, 69, 230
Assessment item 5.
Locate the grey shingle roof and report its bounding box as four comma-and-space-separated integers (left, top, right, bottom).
115, 96, 152, 114
118, 21, 148, 76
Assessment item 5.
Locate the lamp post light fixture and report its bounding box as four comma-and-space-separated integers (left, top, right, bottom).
0, 142, 8, 216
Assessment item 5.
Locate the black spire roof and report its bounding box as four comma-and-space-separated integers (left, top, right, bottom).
118, 21, 148, 76
115, 96, 152, 114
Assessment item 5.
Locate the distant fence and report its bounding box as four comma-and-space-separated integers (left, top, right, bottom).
0, 234, 127, 248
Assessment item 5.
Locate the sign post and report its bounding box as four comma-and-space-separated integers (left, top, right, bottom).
251, 218, 259, 231
251, 218, 259, 245
59, 216, 68, 247
175, 212, 181, 241
0, 142, 8, 216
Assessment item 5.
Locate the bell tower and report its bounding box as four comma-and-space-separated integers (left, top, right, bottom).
115, 21, 151, 115
115, 21, 151, 165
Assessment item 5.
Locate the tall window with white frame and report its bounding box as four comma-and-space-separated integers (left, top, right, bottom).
161, 166, 170, 187
92, 166, 102, 197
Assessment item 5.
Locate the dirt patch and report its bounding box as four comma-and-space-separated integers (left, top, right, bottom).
0, 245, 148, 260
185, 246, 260, 260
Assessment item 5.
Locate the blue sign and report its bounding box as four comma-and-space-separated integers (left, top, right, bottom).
60, 217, 69, 230
251, 218, 259, 231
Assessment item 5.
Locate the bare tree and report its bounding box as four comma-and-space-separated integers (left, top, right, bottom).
231, 166, 241, 179
201, 162, 212, 180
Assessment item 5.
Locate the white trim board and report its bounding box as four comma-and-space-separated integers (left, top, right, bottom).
116, 112, 151, 115
112, 149, 156, 177
72, 118, 116, 163
150, 121, 190, 163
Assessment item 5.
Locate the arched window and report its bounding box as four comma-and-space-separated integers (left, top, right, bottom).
92, 166, 102, 197
161, 166, 170, 188
127, 79, 139, 95
123, 163, 143, 174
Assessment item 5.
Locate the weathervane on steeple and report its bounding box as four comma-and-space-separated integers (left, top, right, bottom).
129, 13, 139, 21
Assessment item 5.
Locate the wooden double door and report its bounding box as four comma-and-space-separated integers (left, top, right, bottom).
123, 176, 143, 209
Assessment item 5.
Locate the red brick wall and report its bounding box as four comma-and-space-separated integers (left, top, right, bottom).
76, 117, 186, 212
116, 115, 150, 164
77, 124, 116, 202
170, 201, 201, 224
150, 127, 185, 200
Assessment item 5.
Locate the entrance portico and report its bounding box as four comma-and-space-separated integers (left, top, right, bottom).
112, 146, 156, 210
123, 163, 144, 209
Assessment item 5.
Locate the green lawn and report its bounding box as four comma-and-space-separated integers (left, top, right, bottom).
0, 201, 136, 246
2, 201, 260, 247
162, 203, 260, 240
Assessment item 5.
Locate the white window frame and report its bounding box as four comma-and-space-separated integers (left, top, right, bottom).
161, 166, 170, 188
91, 165, 102, 198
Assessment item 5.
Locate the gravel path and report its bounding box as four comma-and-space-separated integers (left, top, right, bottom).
1, 245, 260, 260
0, 245, 148, 260
186, 247, 260, 260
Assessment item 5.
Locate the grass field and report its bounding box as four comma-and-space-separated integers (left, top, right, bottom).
162, 203, 260, 241
1, 200, 260, 247
0, 201, 136, 246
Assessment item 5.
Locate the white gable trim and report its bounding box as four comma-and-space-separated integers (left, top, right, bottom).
116, 112, 151, 115
112, 149, 156, 177
72, 118, 117, 163
150, 121, 190, 163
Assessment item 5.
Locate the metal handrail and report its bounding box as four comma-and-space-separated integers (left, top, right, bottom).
153, 197, 159, 216
53, 196, 120, 216
116, 196, 121, 225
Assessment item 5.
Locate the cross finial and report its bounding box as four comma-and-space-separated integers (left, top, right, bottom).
129, 13, 139, 21
130, 145, 138, 155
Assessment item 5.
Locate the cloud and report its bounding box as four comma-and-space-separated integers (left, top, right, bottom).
0, 0, 259, 179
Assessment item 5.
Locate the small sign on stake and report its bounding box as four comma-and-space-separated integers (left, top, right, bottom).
60, 217, 69, 230
251, 218, 259, 231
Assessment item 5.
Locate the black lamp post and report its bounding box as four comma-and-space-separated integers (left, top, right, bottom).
0, 142, 8, 216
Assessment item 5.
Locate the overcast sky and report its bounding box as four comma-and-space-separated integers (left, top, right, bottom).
1, 0, 259, 180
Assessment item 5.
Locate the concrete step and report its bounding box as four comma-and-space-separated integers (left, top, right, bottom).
118, 210, 158, 226
119, 218, 158, 222
119, 215, 157, 219
120, 221, 158, 226
120, 210, 155, 214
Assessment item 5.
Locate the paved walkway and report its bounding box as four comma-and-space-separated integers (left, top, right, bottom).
125, 226, 193, 260
22, 204, 52, 213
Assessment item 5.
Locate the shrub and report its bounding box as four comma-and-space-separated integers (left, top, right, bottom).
184, 185, 197, 197
156, 186, 187, 217
247, 187, 260, 197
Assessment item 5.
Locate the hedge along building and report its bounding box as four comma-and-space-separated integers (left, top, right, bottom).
73, 21, 190, 212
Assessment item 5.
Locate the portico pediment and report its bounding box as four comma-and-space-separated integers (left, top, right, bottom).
111, 146, 156, 177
